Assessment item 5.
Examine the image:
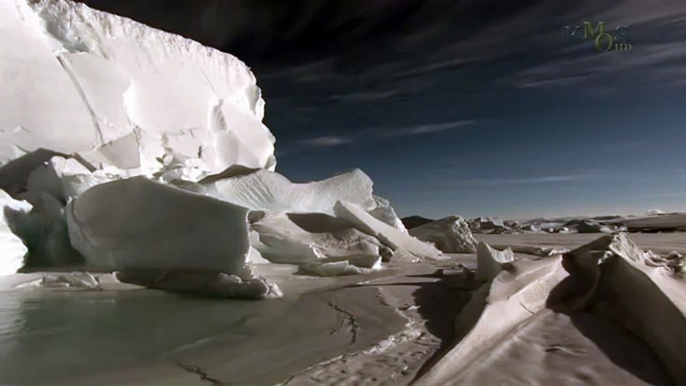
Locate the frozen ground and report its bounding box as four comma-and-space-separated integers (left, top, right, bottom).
0, 233, 680, 386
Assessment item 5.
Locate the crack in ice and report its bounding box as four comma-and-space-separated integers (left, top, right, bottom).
175, 361, 226, 386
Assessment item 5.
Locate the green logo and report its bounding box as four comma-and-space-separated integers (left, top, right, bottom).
564, 22, 632, 52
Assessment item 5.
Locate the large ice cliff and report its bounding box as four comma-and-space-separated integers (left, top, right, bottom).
0, 0, 276, 184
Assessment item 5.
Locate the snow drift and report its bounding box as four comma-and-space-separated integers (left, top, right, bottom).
417, 233, 686, 385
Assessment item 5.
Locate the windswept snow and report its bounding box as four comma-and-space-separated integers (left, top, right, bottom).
0, 0, 275, 175
203, 168, 376, 216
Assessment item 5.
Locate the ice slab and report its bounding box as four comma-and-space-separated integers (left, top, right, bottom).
409, 216, 478, 253
368, 195, 408, 233
203, 168, 376, 216
0, 0, 275, 174
0, 190, 32, 275
66, 177, 251, 276
334, 201, 444, 261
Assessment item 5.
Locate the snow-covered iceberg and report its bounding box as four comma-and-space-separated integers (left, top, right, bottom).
409, 216, 478, 253
0, 0, 275, 179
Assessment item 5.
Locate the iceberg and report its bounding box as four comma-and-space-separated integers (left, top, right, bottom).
66, 177, 252, 276
0, 0, 275, 176
409, 216, 478, 253
0, 190, 32, 275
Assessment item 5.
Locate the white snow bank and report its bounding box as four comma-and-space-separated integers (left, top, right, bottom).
0, 0, 275, 175
334, 201, 444, 261
0, 190, 32, 275
475, 242, 516, 282
66, 177, 252, 276
250, 212, 382, 266
203, 168, 376, 216
409, 216, 478, 253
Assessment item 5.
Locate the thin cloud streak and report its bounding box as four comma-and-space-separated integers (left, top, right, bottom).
380, 120, 475, 138
289, 120, 475, 153
449, 174, 599, 187
297, 136, 353, 147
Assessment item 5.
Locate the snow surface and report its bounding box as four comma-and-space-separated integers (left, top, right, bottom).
0, 190, 32, 275
66, 177, 252, 276
0, 0, 275, 175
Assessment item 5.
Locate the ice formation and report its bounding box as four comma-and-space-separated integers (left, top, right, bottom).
250, 212, 382, 266
66, 177, 252, 276
0, 0, 275, 176
409, 216, 478, 253
475, 242, 516, 282
368, 195, 408, 233
0, 0, 418, 298
334, 201, 444, 261
297, 260, 378, 277
0, 190, 32, 276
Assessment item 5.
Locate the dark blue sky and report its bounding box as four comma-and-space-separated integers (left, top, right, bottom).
85, 0, 686, 219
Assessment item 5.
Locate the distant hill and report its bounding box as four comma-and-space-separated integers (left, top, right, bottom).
401, 215, 434, 229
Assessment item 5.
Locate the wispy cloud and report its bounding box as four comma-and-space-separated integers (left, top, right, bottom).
451, 173, 598, 187
288, 120, 475, 154
380, 120, 475, 138
297, 136, 353, 148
